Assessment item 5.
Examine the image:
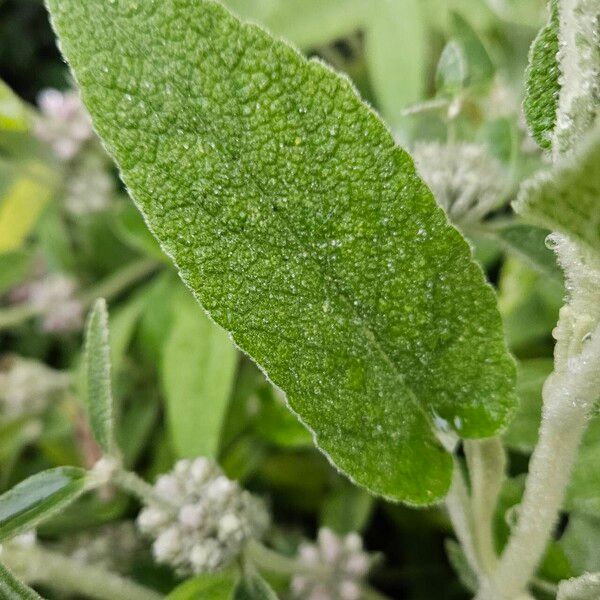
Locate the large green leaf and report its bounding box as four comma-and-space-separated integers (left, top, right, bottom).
523, 0, 560, 151
515, 127, 600, 255
0, 562, 43, 600
48, 0, 516, 504
83, 299, 117, 456
162, 287, 237, 459
0, 467, 87, 540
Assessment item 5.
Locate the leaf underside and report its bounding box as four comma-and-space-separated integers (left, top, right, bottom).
48, 0, 516, 504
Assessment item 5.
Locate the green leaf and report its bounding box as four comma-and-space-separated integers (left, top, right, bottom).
0, 562, 43, 600
233, 570, 278, 600
0, 467, 87, 540
436, 41, 468, 94
83, 298, 117, 456
488, 221, 562, 281
445, 539, 477, 593
0, 250, 33, 295
558, 573, 600, 600
48, 0, 516, 504
162, 288, 237, 459
451, 12, 495, 88
0, 81, 30, 133
503, 359, 553, 453
113, 202, 166, 261
167, 570, 237, 600
515, 127, 600, 255
562, 514, 600, 576
523, 0, 560, 150
364, 0, 427, 131
321, 478, 374, 534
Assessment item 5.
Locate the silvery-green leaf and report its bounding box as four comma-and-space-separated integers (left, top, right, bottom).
47, 0, 516, 504
0, 467, 87, 540
83, 299, 117, 456
0, 562, 43, 600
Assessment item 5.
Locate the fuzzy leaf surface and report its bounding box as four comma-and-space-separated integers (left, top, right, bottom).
83, 298, 116, 456
515, 128, 600, 255
0, 563, 43, 600
523, 0, 560, 150
558, 573, 600, 600
48, 0, 516, 503
0, 467, 87, 540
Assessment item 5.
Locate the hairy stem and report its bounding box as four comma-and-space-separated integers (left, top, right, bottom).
112, 468, 173, 512
4, 545, 161, 600
464, 438, 505, 576
483, 323, 600, 599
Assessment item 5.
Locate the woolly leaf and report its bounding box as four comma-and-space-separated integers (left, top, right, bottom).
48, 0, 516, 504
523, 0, 560, 150
83, 298, 117, 456
515, 127, 600, 255
0, 467, 87, 540
558, 573, 600, 600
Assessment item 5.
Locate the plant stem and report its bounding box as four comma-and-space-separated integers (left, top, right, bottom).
112, 468, 173, 511
464, 438, 505, 576
445, 459, 480, 578
4, 545, 161, 600
482, 324, 600, 599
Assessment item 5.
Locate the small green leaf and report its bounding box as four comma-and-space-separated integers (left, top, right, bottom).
523, 0, 560, 150
562, 514, 600, 575
0, 81, 30, 133
0, 562, 43, 600
162, 288, 237, 459
167, 570, 237, 600
48, 0, 516, 504
0, 250, 33, 295
83, 298, 117, 456
489, 221, 562, 281
451, 12, 495, 87
504, 359, 553, 454
558, 573, 600, 600
0, 467, 87, 540
515, 127, 600, 255
436, 41, 468, 94
233, 569, 278, 600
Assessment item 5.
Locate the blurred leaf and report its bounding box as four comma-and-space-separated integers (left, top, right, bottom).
83, 298, 117, 456
523, 0, 559, 150
515, 128, 600, 256
504, 359, 552, 453
0, 467, 87, 540
558, 573, 600, 600
49, 0, 517, 505
113, 202, 166, 261
0, 162, 56, 253
436, 41, 468, 94
253, 387, 312, 449
562, 514, 600, 576
488, 221, 562, 281
118, 394, 160, 468
566, 420, 600, 517
167, 570, 236, 600
220, 435, 268, 483
233, 569, 277, 600
0, 562, 43, 600
0, 80, 30, 132
451, 12, 495, 87
0, 250, 32, 295
365, 0, 427, 131
161, 288, 237, 459
321, 478, 374, 534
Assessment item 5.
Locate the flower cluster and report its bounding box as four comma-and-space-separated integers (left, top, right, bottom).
34, 88, 93, 161
291, 529, 373, 600
64, 152, 115, 215
413, 142, 506, 227
12, 273, 83, 333
0, 355, 70, 420
137, 458, 269, 576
